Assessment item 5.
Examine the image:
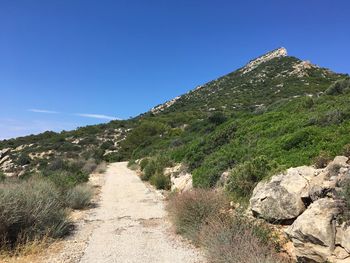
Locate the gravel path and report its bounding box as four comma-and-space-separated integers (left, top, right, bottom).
45, 162, 204, 263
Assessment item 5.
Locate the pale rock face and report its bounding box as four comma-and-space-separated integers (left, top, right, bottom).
249, 156, 350, 262
250, 166, 315, 222
289, 60, 318, 77
337, 224, 350, 253
240, 47, 288, 75
171, 173, 192, 193
164, 163, 193, 193
0, 148, 10, 160
286, 198, 341, 262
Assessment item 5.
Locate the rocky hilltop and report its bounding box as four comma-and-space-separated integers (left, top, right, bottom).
240, 47, 288, 74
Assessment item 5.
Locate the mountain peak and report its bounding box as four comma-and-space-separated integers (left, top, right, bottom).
240, 47, 288, 74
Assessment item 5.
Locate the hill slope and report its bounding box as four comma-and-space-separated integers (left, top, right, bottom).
1, 47, 349, 197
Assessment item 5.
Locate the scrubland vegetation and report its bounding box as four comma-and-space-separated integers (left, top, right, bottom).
167, 189, 286, 262
126, 77, 350, 202
0, 53, 349, 259
0, 157, 98, 251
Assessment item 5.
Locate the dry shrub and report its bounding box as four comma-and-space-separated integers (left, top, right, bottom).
96, 162, 107, 173
0, 178, 70, 247
313, 152, 331, 169
199, 214, 286, 263
166, 189, 229, 244
65, 184, 94, 210
82, 158, 97, 174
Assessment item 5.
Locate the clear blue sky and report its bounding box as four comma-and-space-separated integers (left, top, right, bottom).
0, 0, 349, 139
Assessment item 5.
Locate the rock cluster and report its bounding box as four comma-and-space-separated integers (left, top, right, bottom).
250, 156, 350, 262
0, 148, 15, 177
164, 164, 192, 193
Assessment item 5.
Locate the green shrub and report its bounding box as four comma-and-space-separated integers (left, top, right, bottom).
282, 129, 314, 150
208, 111, 227, 125
17, 154, 31, 166
142, 159, 157, 181
140, 158, 150, 171
166, 189, 228, 244
127, 159, 138, 170
324, 78, 350, 95
45, 170, 89, 190
150, 172, 171, 190
0, 172, 5, 182
100, 140, 115, 150
104, 152, 123, 162
199, 213, 285, 263
226, 156, 277, 201
65, 184, 93, 210
0, 178, 70, 246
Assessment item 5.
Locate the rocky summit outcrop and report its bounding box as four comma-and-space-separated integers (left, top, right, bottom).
250, 156, 350, 262
240, 47, 288, 74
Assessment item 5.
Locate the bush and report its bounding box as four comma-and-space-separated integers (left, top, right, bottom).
226, 156, 277, 201
17, 154, 31, 166
167, 189, 228, 244
0, 178, 70, 246
313, 152, 331, 169
140, 158, 150, 171
95, 162, 107, 173
65, 184, 93, 210
82, 158, 97, 174
199, 214, 285, 263
208, 111, 227, 125
100, 140, 114, 150
0, 171, 5, 182
45, 170, 89, 190
150, 172, 171, 190
142, 159, 157, 181
104, 152, 123, 162
324, 78, 350, 95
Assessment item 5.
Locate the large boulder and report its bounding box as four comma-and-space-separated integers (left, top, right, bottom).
250, 166, 315, 222
285, 198, 342, 262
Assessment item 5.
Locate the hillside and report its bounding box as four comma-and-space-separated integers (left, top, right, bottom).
0, 47, 348, 185
1, 47, 350, 262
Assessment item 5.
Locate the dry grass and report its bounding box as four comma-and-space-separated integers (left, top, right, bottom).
199, 214, 286, 263
65, 184, 94, 210
167, 189, 287, 263
166, 189, 229, 244
0, 236, 53, 263
95, 162, 107, 174
0, 178, 70, 248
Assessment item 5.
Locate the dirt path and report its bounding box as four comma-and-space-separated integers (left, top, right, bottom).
45, 162, 204, 263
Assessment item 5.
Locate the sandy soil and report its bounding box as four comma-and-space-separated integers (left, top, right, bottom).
44, 162, 204, 263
